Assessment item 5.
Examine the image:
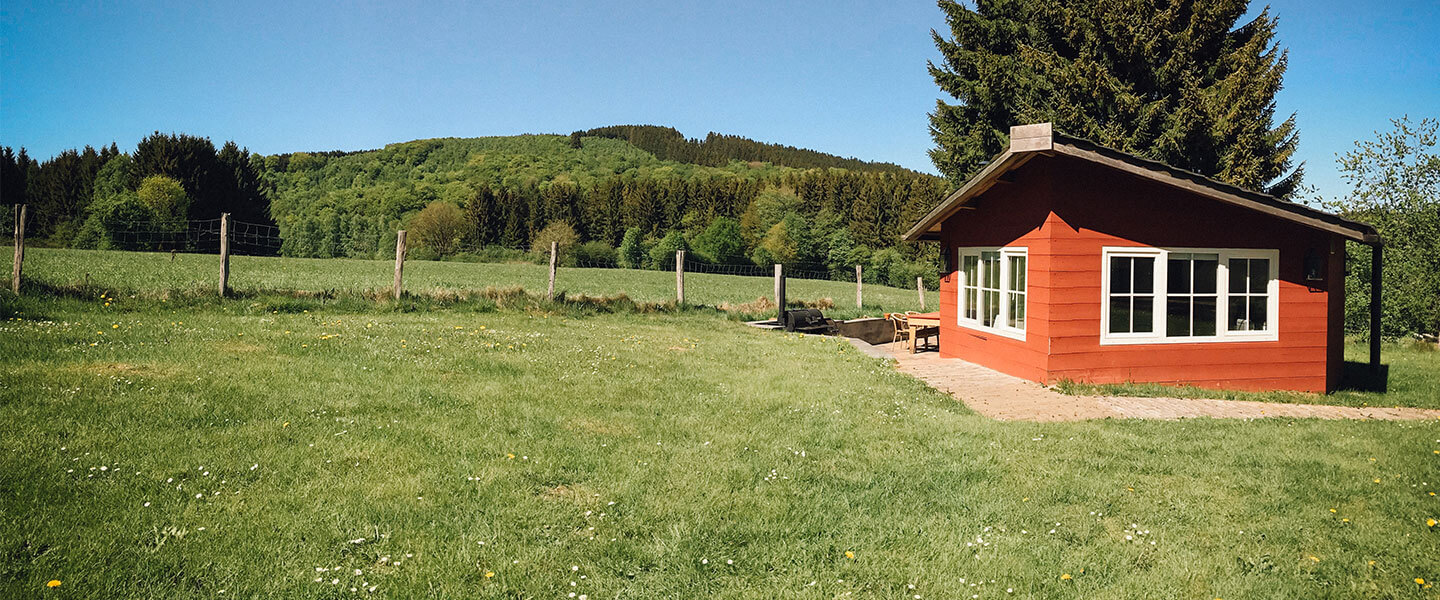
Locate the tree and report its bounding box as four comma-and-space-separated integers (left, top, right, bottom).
531, 220, 580, 263
928, 0, 1301, 197
691, 217, 746, 264
648, 229, 689, 271
1323, 117, 1440, 338
409, 201, 467, 256
136, 175, 190, 223
617, 226, 647, 269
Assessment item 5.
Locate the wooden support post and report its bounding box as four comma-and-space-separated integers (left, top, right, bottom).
774, 264, 786, 323
917, 276, 925, 310
675, 250, 685, 304
218, 212, 230, 297
547, 241, 558, 301
855, 264, 863, 308
11, 204, 25, 294
1369, 244, 1382, 376
393, 230, 407, 301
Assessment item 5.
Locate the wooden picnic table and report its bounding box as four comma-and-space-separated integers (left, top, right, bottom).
903, 311, 940, 353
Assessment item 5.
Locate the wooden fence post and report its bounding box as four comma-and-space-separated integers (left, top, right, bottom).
917, 276, 925, 310
675, 250, 685, 304
393, 230, 407, 301
774, 264, 786, 323
218, 212, 230, 297
1370, 244, 1382, 376
11, 204, 25, 294
548, 241, 558, 301
855, 264, 863, 308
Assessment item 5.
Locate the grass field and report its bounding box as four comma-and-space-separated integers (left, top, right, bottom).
1, 291, 1437, 599
11, 247, 936, 321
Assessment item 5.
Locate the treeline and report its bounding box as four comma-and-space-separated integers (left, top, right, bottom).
0, 133, 271, 250
577, 125, 918, 175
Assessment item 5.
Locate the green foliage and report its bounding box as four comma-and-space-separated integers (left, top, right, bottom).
929, 0, 1301, 196
407, 201, 467, 256
579, 125, 921, 174
531, 220, 581, 263
691, 217, 746, 264
648, 229, 689, 271
1324, 117, 1440, 337
135, 175, 190, 222
572, 240, 617, 267
617, 227, 647, 269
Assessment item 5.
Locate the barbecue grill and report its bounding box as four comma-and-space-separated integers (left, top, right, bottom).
782, 308, 836, 334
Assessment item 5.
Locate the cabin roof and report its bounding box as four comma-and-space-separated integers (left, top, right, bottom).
902, 123, 1381, 245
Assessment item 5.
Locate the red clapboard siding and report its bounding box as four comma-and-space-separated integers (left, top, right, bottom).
932, 153, 1346, 393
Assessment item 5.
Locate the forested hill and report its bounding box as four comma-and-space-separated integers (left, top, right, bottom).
4, 128, 949, 286
575, 125, 920, 175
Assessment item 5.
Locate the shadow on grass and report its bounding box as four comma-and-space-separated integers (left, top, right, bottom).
1337, 361, 1389, 393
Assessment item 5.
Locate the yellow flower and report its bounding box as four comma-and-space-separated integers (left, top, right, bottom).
1341, 518, 1349, 523
1308, 555, 1320, 563
1022, 497, 1029, 502
282, 422, 290, 428
506, 453, 515, 460
1060, 573, 1071, 580
1428, 518, 1437, 527
844, 551, 854, 559
485, 571, 495, 578
47, 580, 61, 588
1329, 508, 1337, 513
1373, 478, 1381, 484
112, 324, 119, 329
1417, 578, 1426, 585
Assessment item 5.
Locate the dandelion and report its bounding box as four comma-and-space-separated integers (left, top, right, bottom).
845, 551, 855, 559
485, 571, 494, 578
1060, 573, 1072, 580
1428, 518, 1437, 527
47, 580, 61, 588
1417, 578, 1426, 585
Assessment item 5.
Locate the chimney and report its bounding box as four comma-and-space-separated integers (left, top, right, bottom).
1009, 123, 1053, 152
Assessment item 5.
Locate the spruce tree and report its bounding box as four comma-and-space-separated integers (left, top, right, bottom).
928, 0, 1302, 197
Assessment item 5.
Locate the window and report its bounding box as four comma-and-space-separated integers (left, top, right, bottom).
1228, 257, 1271, 331
1165, 253, 1218, 337
1101, 247, 1278, 344
1107, 255, 1155, 334
957, 247, 1027, 339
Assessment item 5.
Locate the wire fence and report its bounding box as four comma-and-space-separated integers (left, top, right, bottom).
8, 206, 937, 312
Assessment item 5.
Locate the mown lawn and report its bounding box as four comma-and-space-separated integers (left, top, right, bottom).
1, 294, 1436, 599
12, 247, 936, 320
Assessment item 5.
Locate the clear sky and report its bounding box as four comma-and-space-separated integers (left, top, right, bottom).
1, 0, 1436, 200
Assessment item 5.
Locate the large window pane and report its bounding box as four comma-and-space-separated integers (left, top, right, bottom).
1228, 297, 1247, 330
1133, 258, 1154, 293
1194, 256, 1218, 294
1228, 258, 1247, 293
1133, 296, 1154, 333
1168, 257, 1191, 294
1249, 259, 1268, 293
1194, 296, 1217, 336
964, 289, 977, 320
983, 290, 1000, 327
963, 256, 978, 286
1248, 297, 1268, 330
1110, 297, 1132, 333
1009, 256, 1026, 290
1111, 257, 1131, 293
1167, 297, 1191, 336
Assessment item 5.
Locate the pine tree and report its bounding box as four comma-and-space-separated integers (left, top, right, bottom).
928, 0, 1301, 196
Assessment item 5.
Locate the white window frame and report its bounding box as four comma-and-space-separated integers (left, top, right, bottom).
956, 246, 1027, 341
1099, 246, 1280, 345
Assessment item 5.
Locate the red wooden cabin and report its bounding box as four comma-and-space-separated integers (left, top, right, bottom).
904, 124, 1382, 393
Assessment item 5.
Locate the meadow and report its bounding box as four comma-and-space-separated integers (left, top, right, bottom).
2, 248, 1438, 598
16, 247, 935, 321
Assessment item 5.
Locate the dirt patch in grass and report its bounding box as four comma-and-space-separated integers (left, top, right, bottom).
71, 362, 181, 379
537, 483, 603, 504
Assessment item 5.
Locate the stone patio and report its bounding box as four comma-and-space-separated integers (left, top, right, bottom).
849, 338, 1440, 422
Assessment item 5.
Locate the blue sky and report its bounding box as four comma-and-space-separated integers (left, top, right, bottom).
1, 0, 1436, 201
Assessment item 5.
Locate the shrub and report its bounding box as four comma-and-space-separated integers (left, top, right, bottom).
648, 230, 689, 271
408, 201, 467, 256
531, 221, 580, 263
573, 241, 617, 267
617, 227, 646, 269
691, 217, 746, 264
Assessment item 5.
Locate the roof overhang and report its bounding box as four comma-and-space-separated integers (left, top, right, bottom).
902, 123, 1382, 246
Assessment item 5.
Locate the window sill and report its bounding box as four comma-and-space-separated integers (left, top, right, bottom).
1098, 333, 1279, 346
957, 320, 1026, 342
